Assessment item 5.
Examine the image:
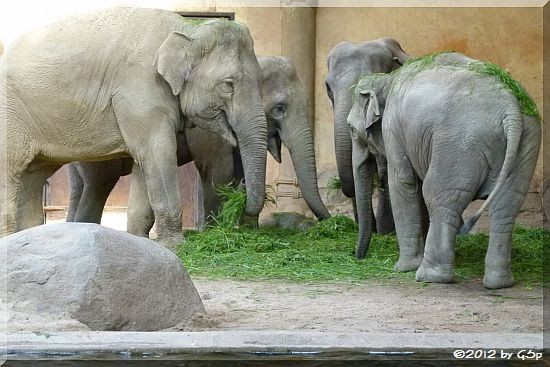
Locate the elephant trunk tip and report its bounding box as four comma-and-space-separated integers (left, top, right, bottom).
315, 208, 332, 221
355, 245, 368, 260
244, 192, 266, 217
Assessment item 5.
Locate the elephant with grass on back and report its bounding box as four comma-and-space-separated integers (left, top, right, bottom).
325, 38, 411, 259
347, 52, 541, 289
0, 7, 268, 248
67, 56, 331, 235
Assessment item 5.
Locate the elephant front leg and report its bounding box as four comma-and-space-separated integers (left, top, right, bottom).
135, 136, 183, 251
386, 150, 425, 272
127, 164, 155, 238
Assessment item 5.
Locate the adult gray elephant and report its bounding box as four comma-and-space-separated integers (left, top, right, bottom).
347, 52, 541, 289
325, 38, 411, 258
0, 7, 268, 247
67, 56, 331, 234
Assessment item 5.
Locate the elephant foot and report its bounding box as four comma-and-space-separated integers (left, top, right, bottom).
415, 259, 454, 283
156, 232, 185, 253
393, 255, 423, 272
483, 269, 514, 289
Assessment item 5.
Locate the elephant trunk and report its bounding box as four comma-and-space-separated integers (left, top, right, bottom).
333, 90, 355, 198
233, 110, 267, 217
353, 141, 377, 259
281, 120, 331, 220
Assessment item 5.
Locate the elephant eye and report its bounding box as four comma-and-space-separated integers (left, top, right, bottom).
348, 124, 358, 139
271, 104, 285, 119
220, 78, 234, 94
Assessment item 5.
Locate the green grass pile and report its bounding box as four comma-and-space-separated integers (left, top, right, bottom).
176, 184, 544, 285
327, 176, 342, 191
177, 215, 409, 281
467, 60, 542, 122
213, 184, 247, 229
177, 212, 544, 286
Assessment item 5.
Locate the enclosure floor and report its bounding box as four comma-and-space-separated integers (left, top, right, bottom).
175, 279, 542, 334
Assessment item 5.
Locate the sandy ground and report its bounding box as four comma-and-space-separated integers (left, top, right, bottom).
177, 278, 543, 333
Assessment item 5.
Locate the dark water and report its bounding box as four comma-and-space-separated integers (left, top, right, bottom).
3, 351, 547, 367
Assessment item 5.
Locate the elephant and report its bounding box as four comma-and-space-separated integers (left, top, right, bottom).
66, 56, 331, 235
347, 51, 541, 289
325, 38, 411, 258
0, 7, 268, 248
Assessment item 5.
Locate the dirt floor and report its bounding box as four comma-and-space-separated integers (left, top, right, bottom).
173, 278, 543, 333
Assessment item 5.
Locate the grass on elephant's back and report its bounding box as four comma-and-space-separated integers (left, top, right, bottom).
176, 216, 544, 287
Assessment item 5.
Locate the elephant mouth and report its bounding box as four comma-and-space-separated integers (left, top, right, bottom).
190, 110, 238, 147
222, 110, 239, 147
267, 131, 282, 163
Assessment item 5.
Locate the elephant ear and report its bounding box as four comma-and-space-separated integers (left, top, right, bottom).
154, 31, 194, 96
361, 90, 381, 130
378, 38, 411, 71
392, 56, 404, 68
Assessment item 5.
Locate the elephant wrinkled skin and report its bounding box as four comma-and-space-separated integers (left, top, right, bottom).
325, 38, 411, 258
67, 56, 330, 235
348, 52, 541, 289
0, 8, 268, 248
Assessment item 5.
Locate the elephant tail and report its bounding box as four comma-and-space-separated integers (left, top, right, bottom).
459, 114, 523, 235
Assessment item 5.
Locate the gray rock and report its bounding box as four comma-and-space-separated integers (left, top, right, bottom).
0, 223, 205, 331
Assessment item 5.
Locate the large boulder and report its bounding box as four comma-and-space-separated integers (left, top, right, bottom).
0, 223, 204, 331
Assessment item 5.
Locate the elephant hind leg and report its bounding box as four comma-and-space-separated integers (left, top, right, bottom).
66, 163, 84, 222
484, 124, 541, 289
72, 171, 118, 224
417, 165, 482, 284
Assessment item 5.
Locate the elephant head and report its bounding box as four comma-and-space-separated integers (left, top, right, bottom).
155, 20, 267, 216
258, 56, 331, 220
325, 38, 410, 198
347, 73, 392, 257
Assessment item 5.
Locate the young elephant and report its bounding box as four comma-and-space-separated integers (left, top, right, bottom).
67, 56, 330, 235
325, 38, 411, 258
347, 52, 541, 289
0, 8, 268, 247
